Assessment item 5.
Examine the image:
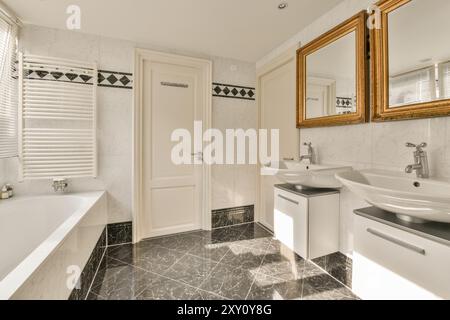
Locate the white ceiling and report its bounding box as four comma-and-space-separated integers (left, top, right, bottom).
3, 0, 343, 62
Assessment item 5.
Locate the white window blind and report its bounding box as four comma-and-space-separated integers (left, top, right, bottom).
389, 66, 436, 107
438, 61, 450, 100
19, 54, 97, 180
0, 15, 18, 159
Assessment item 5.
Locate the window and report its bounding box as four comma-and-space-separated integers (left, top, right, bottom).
0, 14, 18, 158
389, 67, 436, 107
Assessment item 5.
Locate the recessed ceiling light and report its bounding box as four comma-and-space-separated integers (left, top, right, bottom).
278, 2, 288, 10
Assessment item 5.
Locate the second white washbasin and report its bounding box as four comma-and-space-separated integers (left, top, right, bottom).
336, 169, 450, 223
262, 161, 352, 189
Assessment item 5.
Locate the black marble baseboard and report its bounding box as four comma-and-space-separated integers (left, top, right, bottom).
312, 252, 353, 288
69, 228, 107, 300
107, 221, 132, 246
212, 205, 254, 229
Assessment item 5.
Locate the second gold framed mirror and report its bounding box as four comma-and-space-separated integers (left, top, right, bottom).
371, 0, 450, 121
297, 11, 368, 128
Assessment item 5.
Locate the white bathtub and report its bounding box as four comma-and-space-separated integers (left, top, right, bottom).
0, 191, 106, 300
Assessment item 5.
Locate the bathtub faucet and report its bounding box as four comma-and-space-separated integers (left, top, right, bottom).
52, 178, 68, 193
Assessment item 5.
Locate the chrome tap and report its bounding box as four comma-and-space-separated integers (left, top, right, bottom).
405, 142, 429, 179
52, 178, 68, 193
300, 142, 315, 164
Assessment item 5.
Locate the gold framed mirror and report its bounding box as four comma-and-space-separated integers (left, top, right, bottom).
297, 11, 368, 128
372, 0, 450, 121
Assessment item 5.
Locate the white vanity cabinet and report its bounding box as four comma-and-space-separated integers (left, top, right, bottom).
273, 185, 340, 260
353, 208, 450, 300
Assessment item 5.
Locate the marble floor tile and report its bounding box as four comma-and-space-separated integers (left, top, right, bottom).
140, 233, 204, 253
192, 290, 228, 300
107, 243, 186, 275
87, 223, 359, 300
199, 263, 256, 300
90, 260, 161, 300
137, 277, 198, 300
247, 274, 304, 300
163, 254, 219, 287
220, 244, 266, 270
239, 223, 273, 241
301, 273, 350, 300
86, 292, 106, 300
186, 238, 231, 263
312, 252, 353, 288
209, 224, 250, 244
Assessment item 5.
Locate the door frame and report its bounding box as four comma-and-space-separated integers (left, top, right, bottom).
132, 48, 212, 243
256, 44, 300, 231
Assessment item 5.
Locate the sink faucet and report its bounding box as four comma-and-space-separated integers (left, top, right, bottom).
405, 142, 429, 179
300, 142, 315, 164
52, 178, 68, 193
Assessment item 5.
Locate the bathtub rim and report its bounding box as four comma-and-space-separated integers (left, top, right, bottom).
0, 191, 106, 300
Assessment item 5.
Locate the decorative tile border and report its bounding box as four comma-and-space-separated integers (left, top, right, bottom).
213, 82, 255, 100
23, 69, 254, 96
69, 227, 107, 300
98, 70, 133, 89
107, 221, 132, 246
212, 205, 254, 229
336, 96, 355, 109
23, 68, 133, 89
25, 68, 95, 85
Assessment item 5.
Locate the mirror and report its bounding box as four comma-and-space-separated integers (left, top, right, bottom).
297, 11, 368, 128
305, 32, 356, 119
372, 0, 450, 121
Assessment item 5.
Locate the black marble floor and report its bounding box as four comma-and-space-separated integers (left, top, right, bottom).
87, 223, 358, 300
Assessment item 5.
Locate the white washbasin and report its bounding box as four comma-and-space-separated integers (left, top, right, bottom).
336, 169, 450, 224
262, 161, 352, 189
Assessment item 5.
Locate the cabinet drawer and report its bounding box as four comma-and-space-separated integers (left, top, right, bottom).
353, 215, 450, 300
274, 189, 308, 258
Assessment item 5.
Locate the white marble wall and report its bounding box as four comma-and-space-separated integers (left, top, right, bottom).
211, 60, 257, 210
258, 0, 450, 255
0, 25, 257, 223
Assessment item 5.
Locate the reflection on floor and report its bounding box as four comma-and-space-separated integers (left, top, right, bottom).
87, 223, 358, 300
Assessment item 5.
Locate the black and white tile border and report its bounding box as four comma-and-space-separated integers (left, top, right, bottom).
25, 68, 95, 85
24, 69, 254, 97
24, 68, 133, 89
336, 97, 354, 109
98, 70, 133, 89
213, 82, 255, 101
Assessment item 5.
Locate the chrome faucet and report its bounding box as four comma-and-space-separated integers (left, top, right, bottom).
405, 142, 429, 179
52, 178, 68, 193
300, 142, 315, 164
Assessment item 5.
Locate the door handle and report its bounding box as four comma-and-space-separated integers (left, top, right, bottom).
277, 194, 299, 205
366, 228, 426, 255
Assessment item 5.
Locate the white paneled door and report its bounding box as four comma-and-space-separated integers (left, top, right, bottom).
135, 50, 211, 240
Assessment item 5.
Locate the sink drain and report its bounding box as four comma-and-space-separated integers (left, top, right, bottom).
413, 181, 420, 188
